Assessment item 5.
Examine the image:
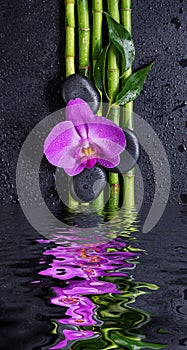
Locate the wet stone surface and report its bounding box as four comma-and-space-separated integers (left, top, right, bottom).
71, 166, 107, 202
62, 74, 100, 114
110, 129, 140, 174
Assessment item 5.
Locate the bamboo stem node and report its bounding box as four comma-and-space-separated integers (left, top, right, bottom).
110, 104, 120, 109
79, 65, 91, 69
65, 25, 75, 29
92, 9, 103, 13
78, 27, 90, 31
107, 68, 119, 72
123, 174, 135, 177
120, 8, 132, 11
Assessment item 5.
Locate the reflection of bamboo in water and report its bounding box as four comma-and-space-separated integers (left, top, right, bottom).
72, 278, 165, 350
103, 201, 138, 237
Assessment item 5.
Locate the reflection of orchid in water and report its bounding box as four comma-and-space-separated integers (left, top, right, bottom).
50, 329, 94, 350
39, 240, 135, 280
38, 239, 137, 348
38, 236, 166, 350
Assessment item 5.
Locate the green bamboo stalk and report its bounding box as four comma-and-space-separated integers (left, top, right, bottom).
92, 0, 104, 210
92, 0, 103, 72
65, 0, 78, 209
77, 0, 90, 77
121, 0, 135, 208
107, 0, 120, 209
65, 0, 75, 77
92, 0, 103, 117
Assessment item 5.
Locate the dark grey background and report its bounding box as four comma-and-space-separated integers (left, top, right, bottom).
0, 0, 186, 205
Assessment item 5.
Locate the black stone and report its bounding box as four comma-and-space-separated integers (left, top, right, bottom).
62, 74, 100, 114
110, 129, 140, 174
71, 166, 107, 203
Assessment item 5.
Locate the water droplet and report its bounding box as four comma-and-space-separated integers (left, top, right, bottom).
179, 59, 187, 68
179, 338, 187, 346
180, 193, 187, 203
178, 144, 186, 152
171, 17, 181, 30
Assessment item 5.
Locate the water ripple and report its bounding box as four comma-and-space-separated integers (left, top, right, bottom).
36, 209, 166, 350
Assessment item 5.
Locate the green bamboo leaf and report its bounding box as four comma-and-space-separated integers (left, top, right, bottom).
111, 331, 166, 349
105, 12, 135, 71
115, 62, 153, 105
93, 45, 110, 99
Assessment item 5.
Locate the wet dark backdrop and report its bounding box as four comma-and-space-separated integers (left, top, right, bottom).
0, 0, 186, 204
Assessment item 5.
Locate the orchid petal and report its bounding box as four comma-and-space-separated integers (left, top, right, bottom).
85, 159, 97, 169
44, 121, 76, 150
64, 161, 86, 176
88, 122, 126, 151
66, 98, 94, 125
66, 98, 94, 139
98, 155, 120, 168
44, 122, 81, 168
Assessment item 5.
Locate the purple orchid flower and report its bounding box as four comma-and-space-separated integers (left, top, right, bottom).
44, 98, 126, 176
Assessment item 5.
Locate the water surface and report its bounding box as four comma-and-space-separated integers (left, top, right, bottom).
0, 205, 186, 350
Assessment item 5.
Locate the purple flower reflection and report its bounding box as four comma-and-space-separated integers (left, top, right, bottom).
51, 288, 96, 326
38, 239, 138, 349
49, 329, 94, 349
50, 278, 121, 326
39, 241, 136, 280
54, 279, 120, 296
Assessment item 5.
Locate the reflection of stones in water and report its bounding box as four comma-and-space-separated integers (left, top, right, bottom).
65, 210, 103, 228
56, 204, 138, 231
47, 206, 139, 246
